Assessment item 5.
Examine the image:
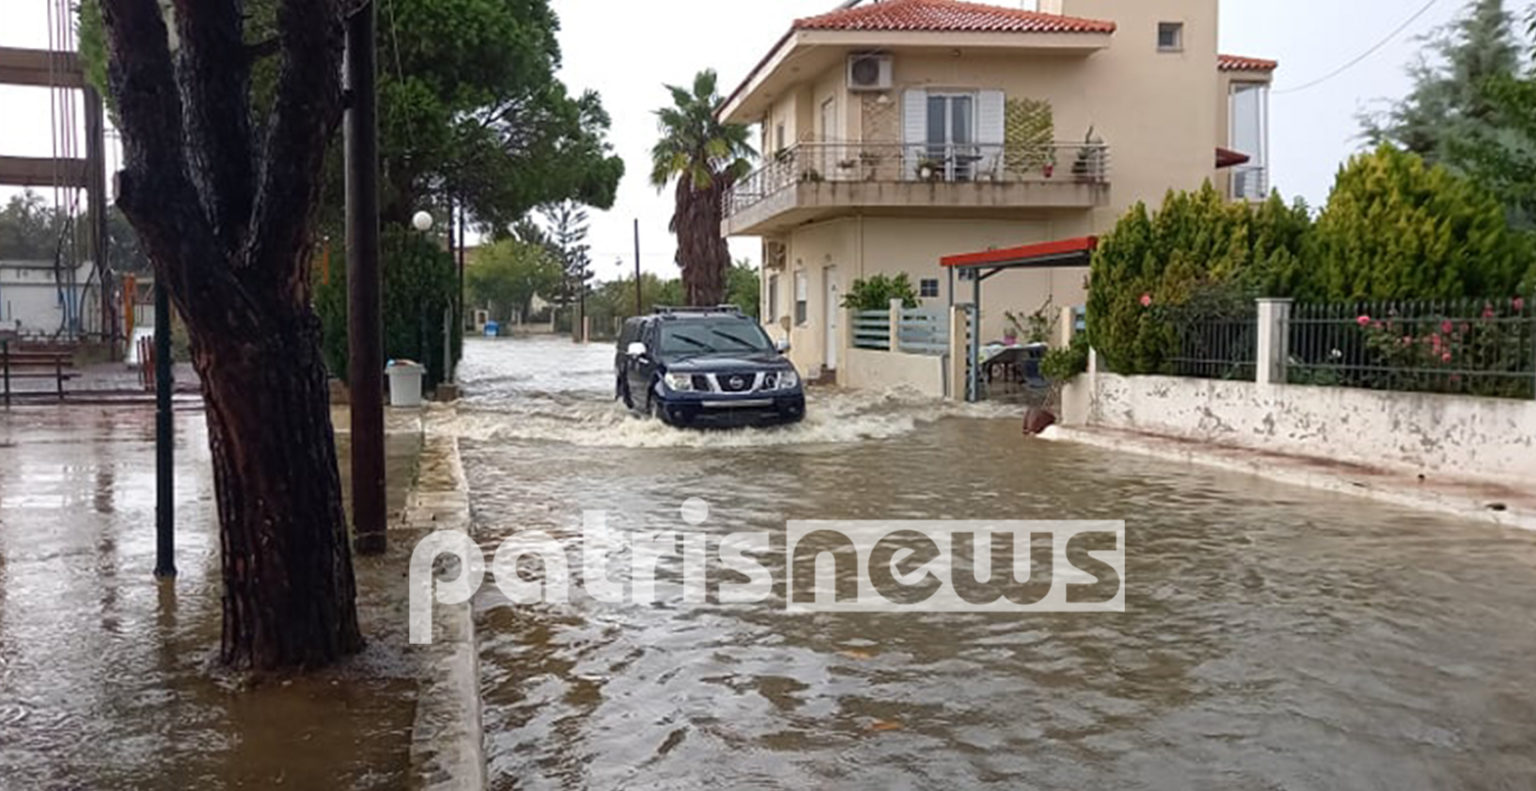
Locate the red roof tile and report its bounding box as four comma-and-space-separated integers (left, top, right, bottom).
1219, 54, 1278, 72
794, 0, 1116, 35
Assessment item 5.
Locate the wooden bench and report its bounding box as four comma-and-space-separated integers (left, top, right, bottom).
1, 342, 80, 403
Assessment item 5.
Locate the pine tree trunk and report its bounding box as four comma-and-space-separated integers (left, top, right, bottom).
195, 303, 362, 668
101, 0, 362, 670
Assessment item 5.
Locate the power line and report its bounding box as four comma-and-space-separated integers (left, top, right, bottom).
1273, 0, 1443, 96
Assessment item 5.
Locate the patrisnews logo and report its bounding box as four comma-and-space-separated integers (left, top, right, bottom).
410, 508, 1125, 643
786, 520, 1124, 613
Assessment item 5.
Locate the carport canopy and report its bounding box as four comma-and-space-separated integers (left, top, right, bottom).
939, 235, 1098, 401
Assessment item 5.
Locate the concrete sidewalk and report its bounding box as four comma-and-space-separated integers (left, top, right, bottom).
0, 402, 458, 789
1040, 424, 1536, 531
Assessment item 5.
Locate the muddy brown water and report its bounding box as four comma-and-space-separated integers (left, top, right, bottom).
0, 407, 422, 790
459, 337, 1536, 790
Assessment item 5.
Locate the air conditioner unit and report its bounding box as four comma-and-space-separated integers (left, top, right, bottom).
847, 55, 893, 92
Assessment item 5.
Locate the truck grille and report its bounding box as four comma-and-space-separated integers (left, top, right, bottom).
717, 373, 755, 393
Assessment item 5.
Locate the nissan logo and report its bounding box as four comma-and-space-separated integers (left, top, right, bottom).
729, 375, 746, 389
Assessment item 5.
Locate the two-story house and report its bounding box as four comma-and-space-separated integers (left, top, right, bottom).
718, 0, 1274, 379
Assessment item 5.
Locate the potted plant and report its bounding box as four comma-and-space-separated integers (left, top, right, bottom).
915, 157, 943, 182
1071, 126, 1104, 183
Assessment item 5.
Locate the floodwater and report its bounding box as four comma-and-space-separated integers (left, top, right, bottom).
460, 336, 1536, 790
0, 405, 423, 789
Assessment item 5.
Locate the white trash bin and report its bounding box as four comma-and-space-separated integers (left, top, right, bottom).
386, 361, 425, 407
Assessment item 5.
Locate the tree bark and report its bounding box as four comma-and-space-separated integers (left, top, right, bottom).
102, 0, 362, 669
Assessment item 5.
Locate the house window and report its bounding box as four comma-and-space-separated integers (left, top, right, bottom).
1229, 83, 1270, 199
1157, 22, 1183, 52
767, 274, 780, 319
794, 271, 808, 326
919, 278, 940, 298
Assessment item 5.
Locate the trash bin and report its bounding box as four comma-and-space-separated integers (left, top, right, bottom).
386, 360, 425, 407
484, 321, 500, 338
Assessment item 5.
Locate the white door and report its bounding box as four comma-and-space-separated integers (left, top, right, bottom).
823, 266, 840, 370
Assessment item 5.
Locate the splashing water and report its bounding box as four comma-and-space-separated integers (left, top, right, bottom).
451, 335, 1017, 448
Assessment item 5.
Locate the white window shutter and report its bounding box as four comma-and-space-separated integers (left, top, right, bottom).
903, 88, 927, 180
977, 90, 1005, 177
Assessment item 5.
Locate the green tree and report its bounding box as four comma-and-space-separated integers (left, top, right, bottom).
1364, 0, 1522, 158
467, 238, 562, 322
1313, 145, 1527, 301
0, 191, 62, 260
316, 227, 458, 387
726, 259, 761, 318
80, 0, 625, 231
1364, 0, 1536, 229
650, 70, 754, 305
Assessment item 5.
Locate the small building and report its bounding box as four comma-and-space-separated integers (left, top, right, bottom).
0, 259, 99, 337
718, 0, 1275, 381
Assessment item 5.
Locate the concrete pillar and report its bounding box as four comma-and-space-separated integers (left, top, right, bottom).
888, 298, 903, 353
1256, 298, 1292, 386
1057, 304, 1076, 348
947, 304, 968, 401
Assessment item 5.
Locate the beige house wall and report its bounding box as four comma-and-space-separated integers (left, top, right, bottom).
773, 216, 1089, 374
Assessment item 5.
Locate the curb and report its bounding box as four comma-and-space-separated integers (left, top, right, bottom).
403, 416, 487, 791
1040, 424, 1536, 532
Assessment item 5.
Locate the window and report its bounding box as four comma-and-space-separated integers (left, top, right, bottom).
919, 278, 940, 299
794, 271, 809, 326
775, 123, 786, 154
1157, 22, 1183, 52
767, 274, 780, 319
1229, 83, 1270, 199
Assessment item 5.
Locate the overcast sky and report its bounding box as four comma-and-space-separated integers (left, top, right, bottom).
0, 0, 1494, 280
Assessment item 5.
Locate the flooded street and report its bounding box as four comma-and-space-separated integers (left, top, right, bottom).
461, 336, 1536, 790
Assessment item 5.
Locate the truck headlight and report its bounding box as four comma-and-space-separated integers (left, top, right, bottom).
774, 370, 799, 390
662, 372, 694, 392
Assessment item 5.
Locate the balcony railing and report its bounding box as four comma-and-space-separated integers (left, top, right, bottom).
723, 141, 1111, 219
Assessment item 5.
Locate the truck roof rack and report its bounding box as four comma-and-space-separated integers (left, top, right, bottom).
651, 305, 742, 316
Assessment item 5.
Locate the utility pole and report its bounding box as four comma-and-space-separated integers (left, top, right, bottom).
153, 280, 175, 578
346, 0, 386, 556
633, 219, 642, 315
456, 201, 466, 379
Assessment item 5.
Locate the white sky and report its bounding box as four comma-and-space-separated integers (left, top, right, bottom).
0, 0, 1487, 280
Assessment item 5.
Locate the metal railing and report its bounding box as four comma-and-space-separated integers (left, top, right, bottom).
896, 308, 948, 356
1288, 298, 1535, 399
1230, 164, 1269, 201
724, 141, 1112, 218
1168, 303, 1259, 381
851, 309, 891, 350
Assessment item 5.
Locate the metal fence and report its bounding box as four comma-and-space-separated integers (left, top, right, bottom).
1288, 298, 1535, 399
1169, 303, 1259, 381
851, 309, 891, 350
896, 308, 948, 356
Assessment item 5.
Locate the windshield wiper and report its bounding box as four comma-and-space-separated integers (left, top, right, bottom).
668, 334, 714, 352
709, 330, 765, 350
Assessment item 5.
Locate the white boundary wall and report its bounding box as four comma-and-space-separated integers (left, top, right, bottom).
1062, 369, 1536, 490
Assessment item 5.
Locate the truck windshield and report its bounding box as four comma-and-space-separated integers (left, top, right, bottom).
659, 319, 774, 356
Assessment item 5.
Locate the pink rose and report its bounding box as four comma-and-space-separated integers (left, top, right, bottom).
1515, 297, 1526, 312
1441, 320, 1453, 334
1356, 315, 1371, 327
1140, 293, 1152, 308
1401, 336, 1413, 346
1482, 303, 1495, 320
1441, 351, 1452, 363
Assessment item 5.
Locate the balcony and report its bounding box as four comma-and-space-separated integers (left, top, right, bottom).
721, 141, 1110, 237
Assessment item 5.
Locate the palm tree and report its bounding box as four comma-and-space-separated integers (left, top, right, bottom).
651, 70, 755, 306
